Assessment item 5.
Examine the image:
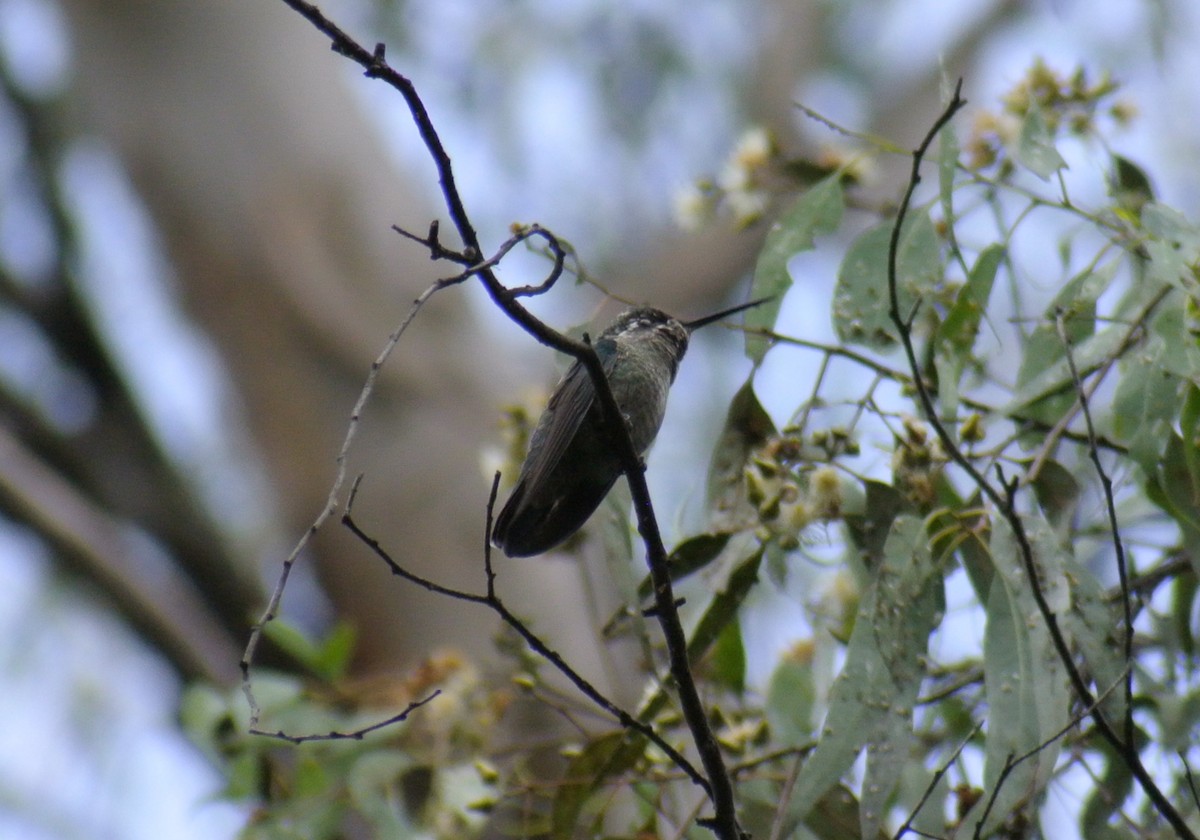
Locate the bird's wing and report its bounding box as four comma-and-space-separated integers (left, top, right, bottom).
513, 336, 619, 494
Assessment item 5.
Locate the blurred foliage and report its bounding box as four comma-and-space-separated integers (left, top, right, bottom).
201, 61, 1200, 838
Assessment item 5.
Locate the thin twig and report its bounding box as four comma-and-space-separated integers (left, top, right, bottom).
744, 325, 1129, 456
1054, 307, 1135, 748
251, 690, 442, 743
1181, 750, 1200, 813
1024, 286, 1166, 485
340, 472, 711, 797
893, 721, 983, 840
240, 273, 463, 727
767, 753, 805, 840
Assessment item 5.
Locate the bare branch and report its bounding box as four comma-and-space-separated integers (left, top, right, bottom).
1054, 306, 1135, 747
340, 479, 712, 797
250, 690, 442, 744
240, 273, 462, 727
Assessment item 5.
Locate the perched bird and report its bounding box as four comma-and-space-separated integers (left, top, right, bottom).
493, 298, 768, 557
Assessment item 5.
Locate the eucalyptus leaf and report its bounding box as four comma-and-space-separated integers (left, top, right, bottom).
1007, 260, 1121, 423
1144, 431, 1200, 577
685, 545, 763, 661
1014, 107, 1066, 180
1112, 335, 1184, 475
1142, 202, 1200, 292
766, 653, 816, 746
551, 731, 635, 838
935, 244, 1003, 416
938, 122, 960, 223
1062, 558, 1128, 725
630, 542, 763, 727
962, 517, 1070, 837
833, 209, 942, 349
746, 174, 844, 363
1009, 323, 1128, 414
1147, 297, 1200, 381
706, 377, 777, 525
781, 515, 942, 834
710, 615, 747, 692
843, 480, 909, 574
1029, 459, 1080, 540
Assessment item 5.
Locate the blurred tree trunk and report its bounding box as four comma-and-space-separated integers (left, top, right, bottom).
58, 0, 550, 676
54, 0, 990, 686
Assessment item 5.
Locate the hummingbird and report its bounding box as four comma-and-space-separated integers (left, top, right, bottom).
492, 297, 769, 557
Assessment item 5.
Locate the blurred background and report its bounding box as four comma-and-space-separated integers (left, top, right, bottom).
1, 0, 1198, 836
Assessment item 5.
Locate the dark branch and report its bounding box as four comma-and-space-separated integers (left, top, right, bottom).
1054, 307, 1136, 748
339, 473, 711, 797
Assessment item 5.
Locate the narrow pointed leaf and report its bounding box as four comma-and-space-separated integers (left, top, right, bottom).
746, 174, 844, 363
833, 209, 941, 349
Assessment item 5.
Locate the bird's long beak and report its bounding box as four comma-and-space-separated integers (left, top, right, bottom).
681, 296, 774, 332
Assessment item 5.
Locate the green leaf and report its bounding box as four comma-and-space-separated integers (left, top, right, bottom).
833, 209, 942, 349
1144, 430, 1200, 578
685, 545, 763, 661
746, 175, 844, 363
1110, 154, 1155, 217
605, 530, 735, 639
710, 615, 747, 693
656, 531, 734, 591
1006, 260, 1119, 422
262, 619, 325, 675
843, 480, 909, 575
1147, 296, 1200, 381
1062, 559, 1128, 725
934, 244, 1003, 416
629, 543, 763, 734
963, 516, 1070, 837
766, 652, 816, 747
1158, 688, 1200, 752
1029, 459, 1080, 539
782, 515, 942, 834
938, 121, 960, 223
1171, 569, 1198, 659
1112, 335, 1184, 475
1142, 202, 1200, 292
706, 377, 777, 525
550, 732, 635, 838
1014, 107, 1067, 180
312, 622, 357, 682
1011, 323, 1128, 414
